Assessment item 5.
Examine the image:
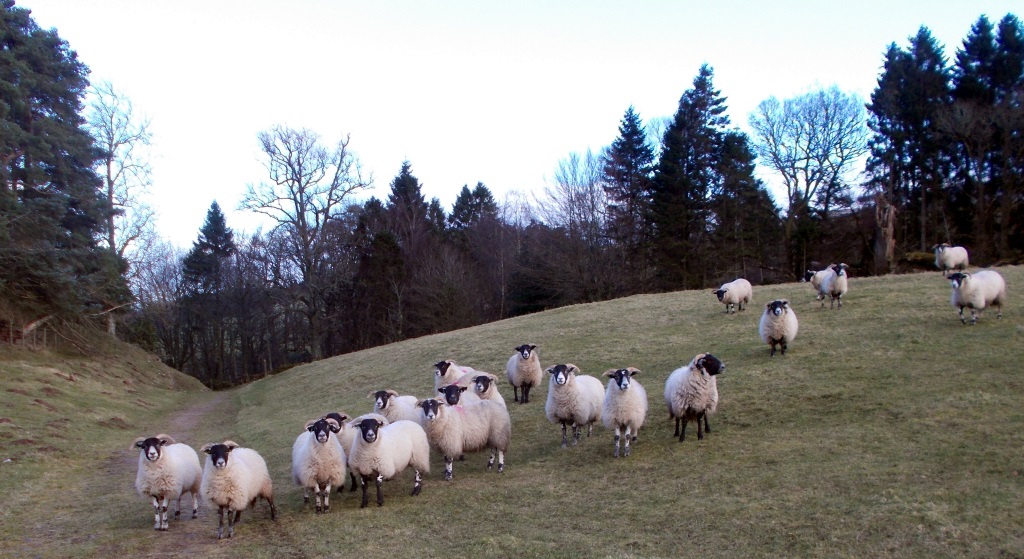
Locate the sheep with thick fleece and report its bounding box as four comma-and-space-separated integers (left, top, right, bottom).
934, 243, 969, 273
370, 389, 423, 425
545, 363, 604, 448
819, 263, 849, 309
471, 373, 507, 407
505, 344, 544, 404
324, 412, 361, 493
433, 359, 479, 391
712, 278, 752, 313
759, 299, 799, 356
199, 441, 276, 539
803, 266, 834, 301
347, 417, 430, 508
949, 270, 1007, 325
601, 367, 648, 457
419, 387, 512, 480
133, 434, 202, 531
291, 417, 346, 513
664, 353, 725, 442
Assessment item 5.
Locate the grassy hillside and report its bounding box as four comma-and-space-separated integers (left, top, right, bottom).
2, 268, 1023, 558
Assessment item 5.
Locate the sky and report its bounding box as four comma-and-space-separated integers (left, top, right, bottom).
19, 0, 1023, 248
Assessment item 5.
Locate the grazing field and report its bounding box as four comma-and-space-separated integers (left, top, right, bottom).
1, 267, 1023, 558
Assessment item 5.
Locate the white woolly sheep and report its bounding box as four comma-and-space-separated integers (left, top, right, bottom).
544, 363, 604, 448
420, 386, 512, 480
505, 344, 544, 404
803, 265, 834, 301
433, 359, 479, 391
601, 367, 648, 457
949, 270, 1007, 325
291, 417, 346, 514
934, 243, 969, 273
347, 417, 430, 508
133, 434, 202, 531
819, 263, 849, 309
712, 278, 753, 313
370, 389, 424, 424
199, 441, 276, 539
471, 373, 507, 407
664, 353, 725, 442
759, 299, 799, 357
324, 412, 361, 493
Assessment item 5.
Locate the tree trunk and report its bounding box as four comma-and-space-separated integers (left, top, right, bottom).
874, 194, 897, 275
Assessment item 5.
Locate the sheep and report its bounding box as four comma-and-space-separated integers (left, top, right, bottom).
347, 417, 430, 508
433, 359, 479, 391
818, 263, 849, 309
803, 266, 834, 301
933, 243, 969, 273
712, 278, 752, 313
505, 344, 544, 404
418, 388, 512, 481
544, 363, 604, 448
601, 367, 648, 458
949, 270, 1007, 325
133, 434, 202, 531
759, 299, 799, 357
663, 353, 725, 442
370, 389, 423, 424
324, 412, 360, 493
291, 417, 346, 514
199, 441, 276, 539
471, 373, 507, 407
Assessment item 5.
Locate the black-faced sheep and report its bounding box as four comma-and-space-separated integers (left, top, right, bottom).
505, 344, 544, 404
347, 417, 430, 508
759, 299, 799, 356
819, 263, 849, 309
663, 353, 725, 442
933, 243, 969, 273
324, 412, 360, 493
419, 388, 512, 481
544, 363, 604, 448
949, 270, 1006, 325
601, 367, 648, 457
370, 389, 423, 425
433, 359, 478, 392
291, 417, 346, 513
133, 434, 202, 531
712, 278, 752, 313
199, 441, 276, 539
471, 373, 507, 407
803, 265, 834, 301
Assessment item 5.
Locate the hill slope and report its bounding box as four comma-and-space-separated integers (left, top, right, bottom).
2, 268, 1023, 558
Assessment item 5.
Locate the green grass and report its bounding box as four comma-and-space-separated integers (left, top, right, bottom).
2, 268, 1023, 558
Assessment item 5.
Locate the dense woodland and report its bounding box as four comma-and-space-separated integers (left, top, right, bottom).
1, 1, 1021, 386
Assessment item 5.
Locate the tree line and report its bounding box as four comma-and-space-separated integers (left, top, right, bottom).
1, 2, 1020, 386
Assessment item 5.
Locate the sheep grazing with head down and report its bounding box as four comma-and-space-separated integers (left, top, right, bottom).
712, 278, 752, 314
948, 270, 1007, 325
505, 344, 544, 404
818, 263, 849, 309
544, 363, 604, 448
347, 417, 430, 508
602, 367, 648, 457
199, 441, 276, 539
370, 389, 423, 425
419, 386, 512, 480
291, 417, 346, 514
759, 299, 799, 357
664, 353, 725, 442
133, 433, 202, 531
933, 243, 969, 273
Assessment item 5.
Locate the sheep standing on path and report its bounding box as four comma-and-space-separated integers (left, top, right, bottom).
544, 364, 604, 448
199, 441, 276, 539
506, 344, 544, 404
759, 299, 799, 357
133, 434, 202, 531
602, 367, 648, 457
664, 353, 725, 442
949, 270, 1006, 325
712, 278, 752, 313
291, 417, 346, 514
347, 417, 430, 508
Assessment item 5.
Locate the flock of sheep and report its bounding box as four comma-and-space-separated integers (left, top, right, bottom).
132, 242, 1007, 539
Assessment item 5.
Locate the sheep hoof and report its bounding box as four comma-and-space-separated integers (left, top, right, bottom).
444, 471, 453, 481
497, 463, 504, 473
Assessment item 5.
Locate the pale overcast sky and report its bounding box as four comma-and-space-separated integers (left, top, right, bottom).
20, 0, 1022, 247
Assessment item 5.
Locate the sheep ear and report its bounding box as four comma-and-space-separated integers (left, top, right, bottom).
545, 366, 555, 374
629, 368, 640, 377
603, 369, 616, 378
367, 391, 376, 399
157, 434, 176, 446
437, 387, 445, 394
200, 443, 214, 454
386, 389, 399, 397
132, 437, 146, 449
459, 386, 467, 393
325, 418, 340, 432
337, 413, 349, 423
223, 441, 239, 451
305, 419, 317, 432
781, 300, 790, 307
529, 344, 537, 351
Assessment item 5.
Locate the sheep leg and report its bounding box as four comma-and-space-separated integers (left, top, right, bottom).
513, 386, 520, 403
673, 417, 680, 437
174, 494, 182, 520
970, 309, 979, 325
560, 422, 569, 448
216, 506, 226, 539
487, 450, 495, 469
359, 475, 371, 508
349, 472, 358, 492
678, 419, 687, 442
159, 496, 169, 530
624, 426, 632, 457
496, 451, 505, 473
150, 496, 161, 530
613, 427, 621, 458
322, 483, 332, 513
837, 295, 843, 309
523, 384, 530, 404
444, 456, 454, 481
226, 507, 236, 539
314, 482, 323, 514
190, 491, 199, 519
704, 414, 712, 434
572, 423, 582, 446
303, 487, 309, 505
267, 495, 276, 520
412, 470, 423, 496
375, 474, 384, 507
769, 340, 777, 357
780, 339, 788, 356
958, 305, 967, 324
697, 412, 705, 440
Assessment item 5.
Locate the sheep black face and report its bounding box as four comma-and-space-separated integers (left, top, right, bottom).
324, 412, 348, 426
372, 390, 393, 410
434, 361, 453, 381
307, 417, 340, 443
515, 344, 536, 359
473, 375, 494, 395
438, 384, 467, 406
547, 364, 576, 385
697, 354, 725, 376
948, 272, 969, 289
802, 270, 815, 282
831, 263, 847, 276
713, 289, 727, 302
606, 368, 637, 390
766, 300, 789, 316
419, 398, 441, 420
203, 443, 237, 469
135, 436, 170, 462
355, 418, 383, 443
